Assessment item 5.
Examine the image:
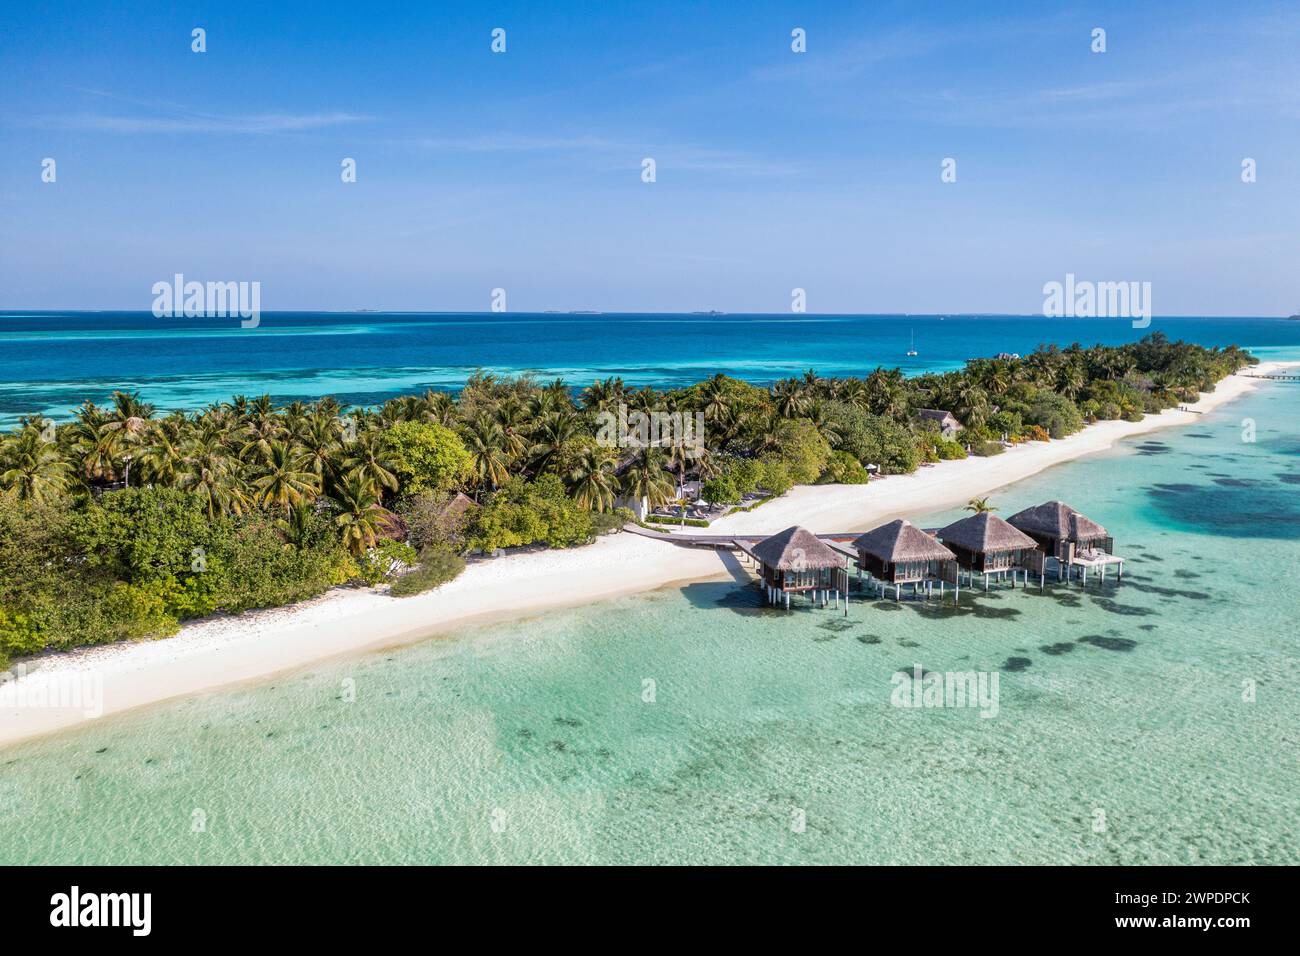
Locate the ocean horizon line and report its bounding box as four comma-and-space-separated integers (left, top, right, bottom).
1, 310, 1295, 321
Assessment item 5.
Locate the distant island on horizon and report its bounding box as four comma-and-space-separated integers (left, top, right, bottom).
3, 309, 1299, 320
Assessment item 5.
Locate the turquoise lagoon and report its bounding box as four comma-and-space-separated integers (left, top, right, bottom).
4, 312, 1300, 426
1, 382, 1297, 865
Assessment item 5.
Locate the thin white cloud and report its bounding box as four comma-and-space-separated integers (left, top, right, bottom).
409, 133, 622, 152
14, 87, 371, 134
406, 133, 799, 177
35, 112, 368, 133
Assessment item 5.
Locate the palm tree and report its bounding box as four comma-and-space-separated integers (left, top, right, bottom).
241, 403, 286, 461
380, 395, 422, 425
421, 390, 457, 426
330, 472, 396, 556
493, 396, 530, 463
227, 394, 252, 421
953, 380, 991, 431
276, 500, 317, 548
864, 367, 909, 419
626, 385, 660, 414
137, 414, 188, 487
753, 413, 786, 456
965, 496, 996, 514
619, 447, 674, 512
297, 413, 343, 482
179, 433, 248, 518
1058, 363, 1087, 401
102, 390, 155, 447
711, 404, 748, 447
771, 379, 808, 419
0, 427, 71, 502
581, 376, 625, 414
835, 378, 869, 410
72, 419, 120, 484
461, 416, 511, 492
1150, 372, 1180, 405
316, 396, 343, 421
664, 433, 701, 495
568, 445, 618, 512
341, 429, 399, 497
805, 400, 841, 447
542, 377, 573, 404
249, 441, 320, 512
528, 409, 580, 476
697, 373, 732, 425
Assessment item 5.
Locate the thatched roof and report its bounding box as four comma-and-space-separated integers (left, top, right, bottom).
937, 512, 1037, 553
1007, 501, 1106, 542
438, 492, 479, 519
918, 408, 961, 427
852, 519, 955, 563
751, 526, 844, 571
375, 509, 409, 541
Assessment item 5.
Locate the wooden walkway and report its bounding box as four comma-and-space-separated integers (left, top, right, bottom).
625, 523, 861, 552
1240, 372, 1300, 381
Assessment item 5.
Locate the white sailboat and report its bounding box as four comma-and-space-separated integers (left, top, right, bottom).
906, 329, 918, 356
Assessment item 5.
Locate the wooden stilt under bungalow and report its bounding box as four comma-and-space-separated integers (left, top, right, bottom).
742, 525, 850, 610
851, 519, 960, 603
1006, 500, 1125, 584
936, 512, 1043, 591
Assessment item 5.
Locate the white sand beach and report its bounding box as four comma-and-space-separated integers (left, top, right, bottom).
1, 363, 1292, 746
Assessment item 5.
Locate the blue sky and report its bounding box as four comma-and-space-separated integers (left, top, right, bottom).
1, 0, 1296, 314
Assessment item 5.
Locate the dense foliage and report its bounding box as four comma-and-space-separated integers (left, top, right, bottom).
389, 547, 466, 598
0, 334, 1252, 664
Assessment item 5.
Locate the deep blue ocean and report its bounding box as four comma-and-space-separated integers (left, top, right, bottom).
2, 311, 1298, 425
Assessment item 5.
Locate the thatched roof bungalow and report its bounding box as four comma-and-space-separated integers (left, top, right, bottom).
918, 408, 963, 438
751, 525, 843, 575
852, 519, 955, 584
937, 512, 1039, 585
1006, 501, 1109, 559
1007, 500, 1122, 583
746, 526, 847, 609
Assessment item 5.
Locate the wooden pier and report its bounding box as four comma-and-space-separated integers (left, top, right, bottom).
1239, 371, 1300, 381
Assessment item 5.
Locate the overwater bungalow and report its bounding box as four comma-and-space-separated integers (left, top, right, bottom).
741, 525, 849, 610
1006, 500, 1124, 583
936, 512, 1043, 589
851, 519, 959, 601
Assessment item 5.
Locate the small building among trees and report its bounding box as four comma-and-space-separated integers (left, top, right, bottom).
917, 408, 963, 439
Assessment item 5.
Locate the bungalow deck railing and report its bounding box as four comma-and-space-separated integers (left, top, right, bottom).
630, 521, 1121, 607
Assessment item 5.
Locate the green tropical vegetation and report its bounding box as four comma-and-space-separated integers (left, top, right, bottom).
0, 335, 1253, 666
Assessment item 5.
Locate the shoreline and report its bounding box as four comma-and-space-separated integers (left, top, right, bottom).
2, 362, 1293, 747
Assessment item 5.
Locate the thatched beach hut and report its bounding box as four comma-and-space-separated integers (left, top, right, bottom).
918, 408, 963, 439
936, 512, 1041, 590
852, 519, 957, 601
1007, 501, 1122, 583
1006, 501, 1107, 555
745, 525, 848, 610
